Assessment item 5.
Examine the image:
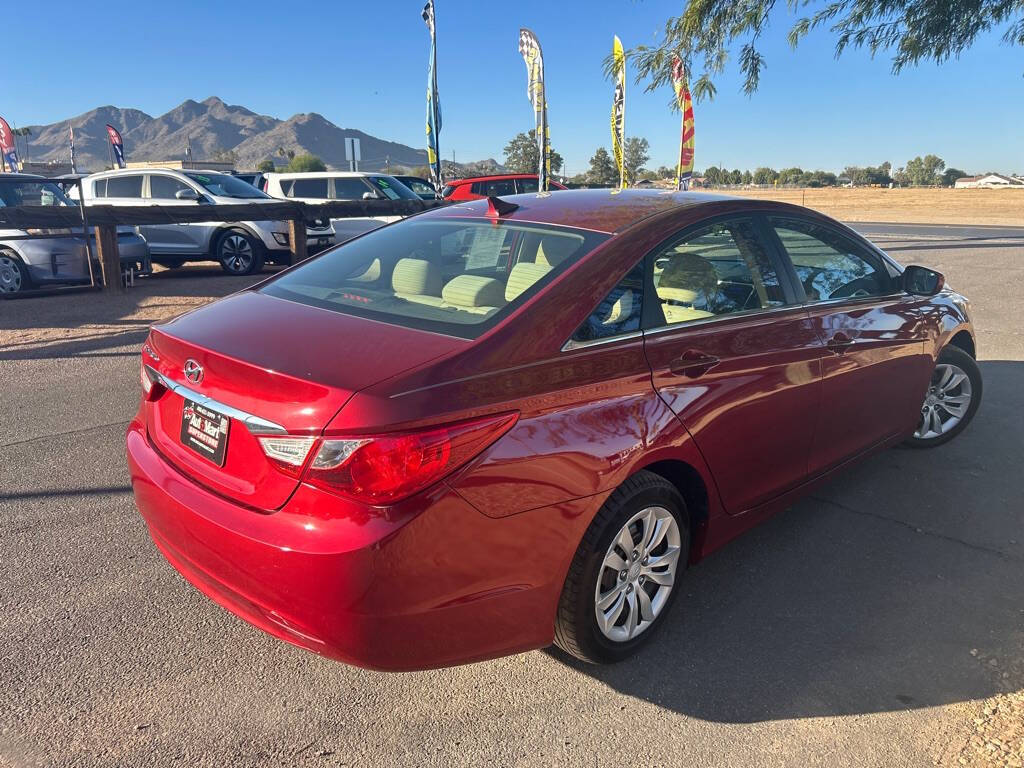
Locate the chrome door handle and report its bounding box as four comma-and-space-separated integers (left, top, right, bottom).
826, 332, 854, 354
669, 352, 720, 378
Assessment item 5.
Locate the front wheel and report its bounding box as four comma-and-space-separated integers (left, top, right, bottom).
903, 345, 982, 448
555, 471, 690, 664
217, 229, 264, 276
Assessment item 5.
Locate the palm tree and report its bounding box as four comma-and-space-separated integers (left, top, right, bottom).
14, 127, 31, 164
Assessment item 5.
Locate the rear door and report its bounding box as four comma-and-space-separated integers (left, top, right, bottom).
641, 215, 824, 515
765, 216, 934, 474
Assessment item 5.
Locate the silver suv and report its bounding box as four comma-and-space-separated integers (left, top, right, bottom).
80, 169, 331, 275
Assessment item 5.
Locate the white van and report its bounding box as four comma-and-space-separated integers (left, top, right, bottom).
263, 172, 420, 243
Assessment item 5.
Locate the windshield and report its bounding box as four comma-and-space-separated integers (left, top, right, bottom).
185, 172, 269, 199
0, 180, 76, 207
369, 176, 420, 200
400, 178, 437, 196
261, 217, 608, 339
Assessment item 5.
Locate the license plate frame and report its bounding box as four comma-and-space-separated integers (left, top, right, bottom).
180, 398, 230, 466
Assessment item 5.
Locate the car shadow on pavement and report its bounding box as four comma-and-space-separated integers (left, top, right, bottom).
548, 360, 1024, 723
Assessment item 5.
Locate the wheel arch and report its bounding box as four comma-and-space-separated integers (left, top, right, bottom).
634, 458, 710, 558
209, 224, 263, 256
948, 328, 976, 359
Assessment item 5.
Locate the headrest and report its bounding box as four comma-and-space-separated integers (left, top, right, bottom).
442, 275, 507, 309
659, 252, 717, 289
602, 289, 634, 324
536, 236, 580, 267
505, 262, 552, 301
392, 258, 442, 296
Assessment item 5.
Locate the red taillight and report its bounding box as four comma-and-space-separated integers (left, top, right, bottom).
302, 412, 518, 505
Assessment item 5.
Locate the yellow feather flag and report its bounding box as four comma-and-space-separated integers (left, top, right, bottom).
611, 36, 626, 189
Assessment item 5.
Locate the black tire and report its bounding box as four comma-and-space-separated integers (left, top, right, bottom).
216, 229, 264, 276
554, 470, 690, 664
156, 257, 186, 270
0, 250, 31, 294
903, 344, 982, 448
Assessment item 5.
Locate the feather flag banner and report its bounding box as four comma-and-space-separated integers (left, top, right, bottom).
69, 125, 77, 174
518, 28, 549, 191
105, 124, 126, 169
610, 36, 626, 189
0, 116, 19, 173
422, 0, 442, 191
671, 55, 695, 191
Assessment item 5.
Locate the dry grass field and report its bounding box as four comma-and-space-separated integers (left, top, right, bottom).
711, 187, 1024, 226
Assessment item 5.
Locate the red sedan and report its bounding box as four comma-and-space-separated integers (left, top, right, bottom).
128, 189, 981, 670
442, 173, 568, 200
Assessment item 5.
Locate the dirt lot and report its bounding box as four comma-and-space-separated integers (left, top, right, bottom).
722, 187, 1024, 226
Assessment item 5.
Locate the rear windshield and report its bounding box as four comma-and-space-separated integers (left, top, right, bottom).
261, 218, 608, 339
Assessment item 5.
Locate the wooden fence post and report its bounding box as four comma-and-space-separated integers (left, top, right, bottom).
288, 219, 307, 266
94, 225, 124, 292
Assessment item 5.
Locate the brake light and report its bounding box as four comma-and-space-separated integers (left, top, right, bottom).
303, 412, 518, 505
258, 436, 317, 477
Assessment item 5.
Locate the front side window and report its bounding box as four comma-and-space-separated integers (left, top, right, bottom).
0, 180, 75, 207
769, 217, 896, 301
473, 179, 516, 197
261, 219, 607, 339
332, 178, 373, 200
105, 175, 144, 198
654, 218, 785, 326
149, 175, 191, 199
185, 172, 267, 199
570, 261, 644, 343
516, 178, 539, 193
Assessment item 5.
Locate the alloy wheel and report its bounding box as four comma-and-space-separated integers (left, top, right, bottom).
220, 234, 253, 274
594, 506, 681, 642
0, 255, 24, 293
914, 362, 973, 440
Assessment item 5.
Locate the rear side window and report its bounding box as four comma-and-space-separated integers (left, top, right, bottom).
474, 179, 516, 197
653, 218, 785, 326
105, 175, 143, 198
290, 178, 328, 198
570, 261, 644, 343
769, 217, 897, 301
261, 219, 608, 339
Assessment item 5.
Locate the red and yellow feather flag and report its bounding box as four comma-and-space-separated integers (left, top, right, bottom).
671, 55, 694, 191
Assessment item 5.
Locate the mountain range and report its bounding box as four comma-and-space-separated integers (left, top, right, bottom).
16, 96, 503, 175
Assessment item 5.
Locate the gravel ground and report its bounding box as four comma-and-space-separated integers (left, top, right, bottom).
1, 231, 1022, 768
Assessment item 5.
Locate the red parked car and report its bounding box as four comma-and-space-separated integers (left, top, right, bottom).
128, 189, 981, 670
442, 173, 568, 200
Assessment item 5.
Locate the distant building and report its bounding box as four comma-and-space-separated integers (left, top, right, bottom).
954, 173, 1024, 189
9, 161, 75, 177
124, 160, 236, 173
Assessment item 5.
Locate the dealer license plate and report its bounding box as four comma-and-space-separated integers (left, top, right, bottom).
180, 399, 230, 466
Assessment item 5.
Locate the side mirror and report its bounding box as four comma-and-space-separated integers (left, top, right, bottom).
175, 188, 201, 201
902, 265, 945, 296
361, 191, 382, 200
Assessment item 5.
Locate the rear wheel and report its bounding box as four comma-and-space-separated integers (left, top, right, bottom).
555, 471, 689, 664
0, 251, 30, 294
904, 345, 982, 448
217, 229, 263, 276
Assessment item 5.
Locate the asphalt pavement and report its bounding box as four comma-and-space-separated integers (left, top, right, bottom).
1, 223, 1022, 767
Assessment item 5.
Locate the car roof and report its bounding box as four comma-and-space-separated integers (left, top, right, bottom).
0, 173, 46, 180
425, 188, 740, 234
264, 171, 388, 179
446, 174, 543, 185
87, 168, 223, 178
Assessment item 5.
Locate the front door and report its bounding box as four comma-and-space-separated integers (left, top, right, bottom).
145, 174, 206, 254
765, 216, 934, 475
642, 216, 824, 515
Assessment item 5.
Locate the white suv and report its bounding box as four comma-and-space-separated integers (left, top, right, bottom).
80, 169, 332, 275
263, 172, 419, 243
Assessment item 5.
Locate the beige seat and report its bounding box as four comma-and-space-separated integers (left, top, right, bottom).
536, 236, 580, 267
392, 258, 444, 306
349, 258, 381, 283
657, 252, 719, 306
440, 275, 506, 315
601, 289, 635, 325
505, 262, 552, 302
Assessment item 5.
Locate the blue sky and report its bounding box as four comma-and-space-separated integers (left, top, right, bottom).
6, 0, 1023, 175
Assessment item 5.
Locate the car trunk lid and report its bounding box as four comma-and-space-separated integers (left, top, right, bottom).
143, 290, 465, 510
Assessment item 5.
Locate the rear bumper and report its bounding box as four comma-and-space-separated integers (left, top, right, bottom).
127, 419, 594, 670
